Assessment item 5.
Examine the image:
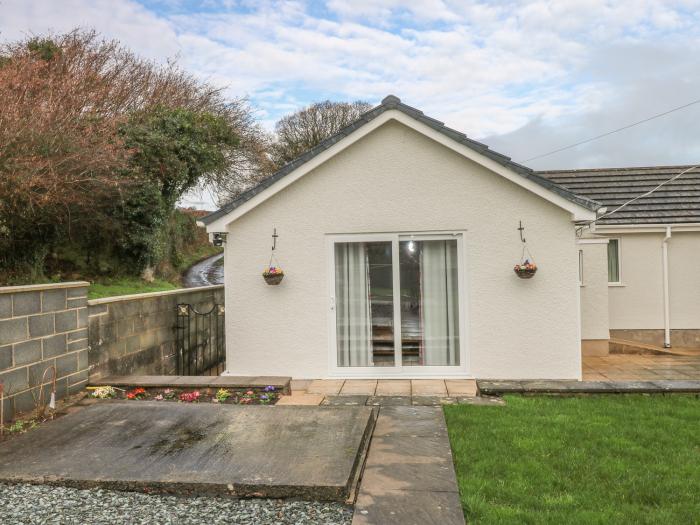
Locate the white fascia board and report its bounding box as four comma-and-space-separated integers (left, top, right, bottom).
577, 238, 610, 245
594, 223, 700, 234
207, 109, 596, 231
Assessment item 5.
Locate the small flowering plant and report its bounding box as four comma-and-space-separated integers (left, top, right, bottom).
126, 387, 147, 400
213, 388, 231, 403
263, 265, 284, 285
239, 390, 256, 404
162, 388, 177, 400
91, 386, 116, 399
514, 259, 537, 279
260, 385, 278, 404
91, 385, 279, 405
179, 390, 201, 403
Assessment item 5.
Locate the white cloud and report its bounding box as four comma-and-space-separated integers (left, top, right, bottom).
3, 0, 700, 174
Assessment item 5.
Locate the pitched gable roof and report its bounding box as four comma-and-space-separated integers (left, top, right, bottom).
539, 165, 700, 225
201, 95, 599, 227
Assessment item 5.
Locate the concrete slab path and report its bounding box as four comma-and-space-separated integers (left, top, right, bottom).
0, 402, 374, 501
352, 406, 465, 525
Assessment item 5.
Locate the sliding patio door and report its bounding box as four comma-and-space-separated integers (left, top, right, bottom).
331, 234, 464, 375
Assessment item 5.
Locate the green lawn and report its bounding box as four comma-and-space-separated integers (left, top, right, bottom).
444, 395, 700, 524
87, 278, 178, 299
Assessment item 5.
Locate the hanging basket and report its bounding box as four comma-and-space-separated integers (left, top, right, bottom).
263, 229, 284, 285
263, 268, 284, 285
514, 222, 537, 279
514, 262, 537, 279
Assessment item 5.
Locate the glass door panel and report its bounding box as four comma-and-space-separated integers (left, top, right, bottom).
335, 241, 394, 367
333, 235, 461, 371
399, 238, 460, 366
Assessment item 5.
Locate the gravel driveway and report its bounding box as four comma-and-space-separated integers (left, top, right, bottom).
0, 483, 353, 525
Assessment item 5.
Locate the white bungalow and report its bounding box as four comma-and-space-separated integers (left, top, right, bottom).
201, 96, 699, 380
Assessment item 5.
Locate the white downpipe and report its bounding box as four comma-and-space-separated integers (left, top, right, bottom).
662, 226, 672, 348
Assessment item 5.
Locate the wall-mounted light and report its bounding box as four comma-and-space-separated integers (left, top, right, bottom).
212, 232, 227, 247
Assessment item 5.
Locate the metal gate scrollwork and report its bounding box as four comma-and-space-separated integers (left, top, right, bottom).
176, 303, 225, 375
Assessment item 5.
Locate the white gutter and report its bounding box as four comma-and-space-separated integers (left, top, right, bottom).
662, 226, 672, 348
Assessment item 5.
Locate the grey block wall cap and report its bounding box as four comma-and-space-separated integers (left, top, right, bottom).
0, 282, 89, 295
87, 284, 224, 306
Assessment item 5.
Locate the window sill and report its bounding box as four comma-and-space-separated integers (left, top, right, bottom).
608, 282, 625, 287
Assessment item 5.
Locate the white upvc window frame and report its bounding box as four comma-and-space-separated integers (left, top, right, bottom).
326, 230, 470, 379
607, 237, 623, 286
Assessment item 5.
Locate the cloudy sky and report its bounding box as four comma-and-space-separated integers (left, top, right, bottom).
3, 0, 700, 207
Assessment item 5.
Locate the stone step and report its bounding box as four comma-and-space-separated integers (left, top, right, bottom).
91, 375, 291, 393
477, 379, 700, 394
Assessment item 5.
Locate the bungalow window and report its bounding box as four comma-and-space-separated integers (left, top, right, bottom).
607, 239, 620, 283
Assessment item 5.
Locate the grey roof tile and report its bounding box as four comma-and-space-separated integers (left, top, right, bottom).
201, 95, 598, 226
539, 165, 700, 225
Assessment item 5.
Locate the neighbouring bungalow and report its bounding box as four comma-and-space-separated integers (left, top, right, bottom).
201, 96, 699, 380
542, 166, 700, 353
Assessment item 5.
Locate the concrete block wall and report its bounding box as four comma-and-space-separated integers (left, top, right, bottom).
88, 285, 225, 381
0, 282, 89, 420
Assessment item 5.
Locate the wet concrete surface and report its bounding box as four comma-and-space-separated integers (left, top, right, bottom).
352, 407, 465, 525
183, 253, 224, 287
0, 402, 375, 501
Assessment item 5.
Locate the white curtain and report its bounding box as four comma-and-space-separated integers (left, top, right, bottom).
335, 243, 372, 366
420, 240, 459, 365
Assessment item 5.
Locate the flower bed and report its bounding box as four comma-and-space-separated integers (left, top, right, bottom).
90, 385, 280, 405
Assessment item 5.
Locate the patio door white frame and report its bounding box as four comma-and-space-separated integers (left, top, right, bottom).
326, 231, 470, 378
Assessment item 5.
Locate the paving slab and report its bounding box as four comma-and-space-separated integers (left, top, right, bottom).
275, 393, 324, 406
373, 407, 448, 438
375, 380, 411, 396
290, 379, 312, 392
340, 380, 377, 396
352, 406, 463, 525
307, 380, 345, 395
651, 380, 700, 391
359, 434, 457, 492
412, 396, 455, 406
455, 396, 505, 406
216, 375, 291, 393
366, 396, 412, 406
445, 379, 478, 397
353, 489, 464, 525
478, 379, 700, 394
410, 380, 447, 396
323, 395, 369, 406
0, 402, 375, 501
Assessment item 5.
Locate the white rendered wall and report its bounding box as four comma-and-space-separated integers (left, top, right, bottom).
223, 120, 582, 379
608, 231, 700, 330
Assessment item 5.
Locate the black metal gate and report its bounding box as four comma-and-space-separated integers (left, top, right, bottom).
176, 303, 225, 375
